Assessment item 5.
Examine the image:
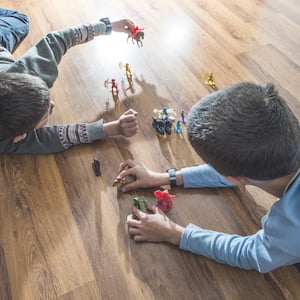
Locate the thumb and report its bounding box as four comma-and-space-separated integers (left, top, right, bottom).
132, 205, 145, 219
124, 108, 138, 116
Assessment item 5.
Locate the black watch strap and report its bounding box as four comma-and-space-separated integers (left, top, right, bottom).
100, 18, 112, 35
167, 168, 177, 188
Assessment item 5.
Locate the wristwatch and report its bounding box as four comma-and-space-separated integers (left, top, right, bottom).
167, 168, 177, 188
100, 18, 112, 35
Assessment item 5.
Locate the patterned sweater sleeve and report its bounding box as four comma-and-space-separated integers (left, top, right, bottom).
3, 20, 109, 87
179, 168, 300, 273
0, 119, 106, 154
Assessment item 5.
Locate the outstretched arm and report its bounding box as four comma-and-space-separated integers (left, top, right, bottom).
4, 18, 136, 87
116, 160, 234, 192
127, 205, 300, 273
0, 109, 138, 154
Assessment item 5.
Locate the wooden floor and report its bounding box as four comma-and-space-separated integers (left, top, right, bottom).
1, 0, 300, 299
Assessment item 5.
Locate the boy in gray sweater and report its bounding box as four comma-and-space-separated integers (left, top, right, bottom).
0, 8, 138, 154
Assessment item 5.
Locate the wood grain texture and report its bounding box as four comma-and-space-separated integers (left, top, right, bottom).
0, 0, 299, 299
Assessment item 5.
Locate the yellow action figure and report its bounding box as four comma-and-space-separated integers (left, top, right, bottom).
205, 72, 215, 86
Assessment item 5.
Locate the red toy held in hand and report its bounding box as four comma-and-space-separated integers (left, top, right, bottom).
154, 189, 176, 213
127, 26, 144, 47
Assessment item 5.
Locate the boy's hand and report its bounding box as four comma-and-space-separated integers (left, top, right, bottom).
127, 205, 184, 245
111, 19, 135, 35
103, 109, 138, 138
115, 159, 169, 192
117, 109, 138, 137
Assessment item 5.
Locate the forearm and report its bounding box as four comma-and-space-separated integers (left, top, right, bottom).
0, 119, 106, 154
180, 224, 263, 271
179, 224, 299, 273
153, 170, 184, 187
103, 121, 119, 137
181, 164, 235, 188
149, 164, 234, 189
70, 20, 109, 46
0, 126, 65, 154
8, 19, 109, 87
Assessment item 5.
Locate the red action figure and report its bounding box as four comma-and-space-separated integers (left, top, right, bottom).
127, 26, 144, 47
104, 78, 119, 94
154, 189, 176, 213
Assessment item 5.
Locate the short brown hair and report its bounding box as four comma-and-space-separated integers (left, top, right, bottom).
0, 73, 50, 138
187, 82, 300, 180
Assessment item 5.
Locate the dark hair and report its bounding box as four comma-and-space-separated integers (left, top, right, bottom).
187, 82, 300, 180
0, 73, 50, 138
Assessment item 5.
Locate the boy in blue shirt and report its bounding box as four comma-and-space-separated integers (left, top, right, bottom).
119, 82, 300, 273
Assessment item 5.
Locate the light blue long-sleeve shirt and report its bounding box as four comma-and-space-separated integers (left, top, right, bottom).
179, 164, 300, 273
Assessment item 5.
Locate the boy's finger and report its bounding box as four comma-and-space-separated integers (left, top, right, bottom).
132, 206, 146, 219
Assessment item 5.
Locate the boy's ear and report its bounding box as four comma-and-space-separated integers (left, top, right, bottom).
226, 176, 247, 192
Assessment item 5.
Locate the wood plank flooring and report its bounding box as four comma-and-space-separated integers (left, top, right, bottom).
0, 0, 300, 299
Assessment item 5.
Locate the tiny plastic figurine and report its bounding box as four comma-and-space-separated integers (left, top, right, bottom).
180, 110, 186, 126
164, 120, 173, 135
92, 158, 101, 176
119, 62, 132, 79
127, 26, 144, 47
113, 177, 125, 192
163, 106, 168, 116
152, 107, 176, 136
104, 78, 119, 94
154, 189, 176, 213
152, 117, 165, 135
206, 72, 215, 86
174, 120, 182, 134
113, 175, 136, 192
133, 197, 149, 211
202, 72, 216, 87
153, 107, 176, 121
119, 62, 134, 93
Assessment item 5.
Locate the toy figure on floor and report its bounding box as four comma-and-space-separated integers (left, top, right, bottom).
133, 197, 149, 211
154, 189, 176, 213
92, 158, 101, 176
152, 117, 173, 136
104, 78, 119, 95
127, 26, 144, 47
113, 175, 136, 192
202, 72, 217, 89
152, 107, 176, 136
205, 72, 215, 86
119, 62, 132, 79
152, 117, 165, 135
153, 107, 176, 121
119, 62, 135, 94
180, 110, 187, 126
175, 120, 182, 135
